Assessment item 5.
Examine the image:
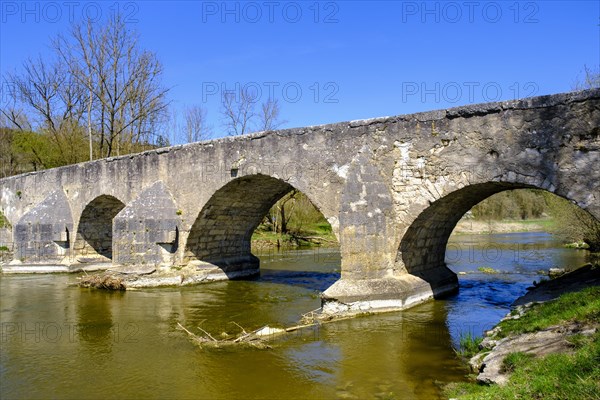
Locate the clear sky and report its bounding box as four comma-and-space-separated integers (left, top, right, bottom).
1, 0, 599, 142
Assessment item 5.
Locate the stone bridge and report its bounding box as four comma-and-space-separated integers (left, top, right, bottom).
1, 90, 599, 313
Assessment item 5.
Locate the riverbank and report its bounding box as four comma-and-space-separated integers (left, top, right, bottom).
452, 218, 553, 234
251, 224, 338, 251
251, 218, 556, 247
446, 264, 600, 399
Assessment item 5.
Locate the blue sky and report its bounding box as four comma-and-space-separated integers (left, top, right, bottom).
1, 1, 599, 141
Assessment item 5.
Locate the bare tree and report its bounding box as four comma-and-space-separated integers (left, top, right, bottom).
0, 80, 32, 131
55, 19, 99, 161
1, 11, 171, 176
572, 65, 600, 90
53, 13, 170, 158
169, 108, 182, 142
258, 98, 286, 131
221, 88, 286, 136
221, 87, 259, 136
4, 54, 87, 165
183, 105, 210, 143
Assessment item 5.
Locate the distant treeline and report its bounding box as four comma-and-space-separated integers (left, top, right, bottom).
257, 191, 331, 236
0, 127, 163, 178
471, 189, 547, 220
264, 189, 600, 252
473, 189, 600, 251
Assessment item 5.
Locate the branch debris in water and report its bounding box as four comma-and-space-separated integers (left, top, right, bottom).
176, 306, 364, 350
176, 318, 320, 350
79, 275, 126, 290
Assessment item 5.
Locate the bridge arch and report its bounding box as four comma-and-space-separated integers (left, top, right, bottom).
396, 181, 600, 296
184, 173, 337, 278
74, 195, 126, 261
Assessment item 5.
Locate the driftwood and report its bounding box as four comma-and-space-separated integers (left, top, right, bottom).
176, 305, 367, 350
176, 318, 322, 350
300, 308, 322, 324
177, 322, 276, 349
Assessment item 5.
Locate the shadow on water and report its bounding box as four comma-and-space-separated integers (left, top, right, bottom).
258, 269, 340, 292
256, 247, 341, 292
309, 298, 469, 399
76, 289, 121, 349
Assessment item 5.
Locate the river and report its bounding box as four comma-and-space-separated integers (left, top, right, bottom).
0, 232, 590, 399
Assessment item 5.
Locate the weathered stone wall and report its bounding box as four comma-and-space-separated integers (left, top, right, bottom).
0, 228, 11, 244
1, 89, 598, 311
13, 190, 72, 263
113, 182, 180, 266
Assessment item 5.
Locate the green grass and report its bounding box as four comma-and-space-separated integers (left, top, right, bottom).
445, 332, 600, 400
566, 333, 594, 349
472, 217, 557, 230
477, 266, 500, 274
252, 220, 337, 248
494, 286, 600, 338
252, 230, 286, 241
516, 218, 556, 228
456, 332, 483, 359
500, 352, 534, 373
445, 286, 600, 399
312, 221, 333, 234
0, 246, 9, 252
565, 241, 590, 249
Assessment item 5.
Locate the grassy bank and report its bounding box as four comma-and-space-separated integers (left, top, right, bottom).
251, 221, 337, 250
446, 286, 600, 399
251, 191, 338, 250
495, 286, 600, 338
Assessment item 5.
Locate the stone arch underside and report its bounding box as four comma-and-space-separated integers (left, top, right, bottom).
184, 174, 296, 277
75, 195, 126, 260
396, 181, 593, 295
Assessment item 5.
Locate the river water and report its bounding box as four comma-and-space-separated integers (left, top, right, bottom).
0, 232, 590, 399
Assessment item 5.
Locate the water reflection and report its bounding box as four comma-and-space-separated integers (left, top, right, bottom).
0, 233, 591, 400
446, 232, 589, 275
321, 301, 466, 400
76, 289, 118, 348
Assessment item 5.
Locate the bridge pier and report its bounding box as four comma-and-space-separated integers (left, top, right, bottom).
113, 182, 180, 268
187, 254, 260, 280
321, 267, 458, 315
320, 148, 462, 315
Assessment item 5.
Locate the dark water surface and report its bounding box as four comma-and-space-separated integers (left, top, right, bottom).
0, 232, 590, 399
